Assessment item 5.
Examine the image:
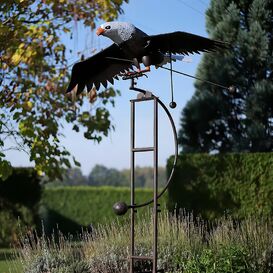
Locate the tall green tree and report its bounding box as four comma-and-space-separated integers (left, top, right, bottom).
179, 0, 273, 153
0, 0, 128, 180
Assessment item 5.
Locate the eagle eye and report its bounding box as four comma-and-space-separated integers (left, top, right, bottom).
105, 25, 111, 30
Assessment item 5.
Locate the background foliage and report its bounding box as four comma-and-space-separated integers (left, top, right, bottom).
0, 165, 168, 246
40, 186, 168, 235
0, 0, 128, 180
49, 165, 166, 188
167, 152, 273, 219
179, 0, 273, 153
2, 152, 273, 246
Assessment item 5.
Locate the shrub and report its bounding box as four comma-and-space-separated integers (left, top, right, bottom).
18, 232, 90, 273
184, 246, 250, 273
167, 153, 273, 219
0, 168, 42, 247
0, 168, 42, 208
0, 208, 32, 247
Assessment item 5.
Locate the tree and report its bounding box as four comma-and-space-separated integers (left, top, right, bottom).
45, 167, 88, 187
88, 164, 127, 186
121, 167, 167, 188
63, 167, 87, 186
0, 0, 128, 180
179, 0, 273, 153
88, 165, 167, 188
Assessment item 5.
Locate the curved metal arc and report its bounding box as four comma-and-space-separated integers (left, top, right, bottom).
130, 96, 178, 209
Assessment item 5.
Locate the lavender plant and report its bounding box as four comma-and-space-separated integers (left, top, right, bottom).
15, 211, 273, 273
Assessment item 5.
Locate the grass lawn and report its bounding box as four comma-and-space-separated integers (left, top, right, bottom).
0, 248, 22, 273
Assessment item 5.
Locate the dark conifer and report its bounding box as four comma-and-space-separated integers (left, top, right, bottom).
179, 0, 273, 152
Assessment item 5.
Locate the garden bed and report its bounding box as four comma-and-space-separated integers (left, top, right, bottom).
13, 211, 273, 273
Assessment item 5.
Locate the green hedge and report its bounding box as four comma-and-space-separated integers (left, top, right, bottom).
167, 153, 273, 219
40, 186, 168, 234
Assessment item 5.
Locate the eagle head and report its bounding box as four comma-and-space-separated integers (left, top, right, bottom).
96, 21, 136, 44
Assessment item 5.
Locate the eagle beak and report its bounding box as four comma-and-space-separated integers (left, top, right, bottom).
96, 27, 105, 36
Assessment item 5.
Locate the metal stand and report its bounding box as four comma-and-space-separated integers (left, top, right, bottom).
130, 91, 160, 273
129, 77, 179, 273
113, 77, 178, 273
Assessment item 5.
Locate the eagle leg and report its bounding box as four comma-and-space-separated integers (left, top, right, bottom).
123, 58, 148, 75
137, 66, 151, 73
121, 70, 149, 80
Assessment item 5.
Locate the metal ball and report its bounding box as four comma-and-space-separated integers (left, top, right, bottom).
113, 201, 129, 216
169, 101, 177, 109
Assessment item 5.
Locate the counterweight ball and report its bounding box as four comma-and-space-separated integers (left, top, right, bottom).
169, 101, 177, 109
228, 85, 236, 93
113, 201, 129, 216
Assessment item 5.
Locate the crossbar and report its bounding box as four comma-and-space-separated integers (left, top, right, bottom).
132, 147, 154, 152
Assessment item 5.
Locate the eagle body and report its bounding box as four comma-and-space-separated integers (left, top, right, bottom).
118, 39, 165, 67
66, 21, 228, 94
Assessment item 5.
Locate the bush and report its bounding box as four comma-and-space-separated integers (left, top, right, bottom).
18, 212, 273, 273
167, 153, 273, 219
40, 186, 168, 235
0, 168, 42, 247
0, 168, 42, 208
184, 246, 250, 273
0, 208, 33, 247
18, 232, 90, 273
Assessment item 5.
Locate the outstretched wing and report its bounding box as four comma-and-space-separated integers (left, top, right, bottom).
66, 43, 133, 95
145, 32, 229, 55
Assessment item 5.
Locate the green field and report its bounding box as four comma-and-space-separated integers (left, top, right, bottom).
0, 249, 21, 273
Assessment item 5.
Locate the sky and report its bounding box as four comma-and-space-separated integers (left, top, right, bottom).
6, 0, 210, 175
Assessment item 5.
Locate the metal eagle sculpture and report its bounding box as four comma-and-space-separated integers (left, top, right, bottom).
66, 22, 228, 95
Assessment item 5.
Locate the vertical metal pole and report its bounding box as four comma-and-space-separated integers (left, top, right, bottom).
130, 100, 135, 273
153, 97, 158, 273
